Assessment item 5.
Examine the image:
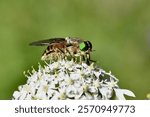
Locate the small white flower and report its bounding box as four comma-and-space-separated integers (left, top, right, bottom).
70, 73, 81, 80
88, 86, 98, 93
50, 91, 60, 100
12, 60, 135, 100
93, 79, 101, 88
99, 87, 112, 99
66, 85, 77, 98
114, 88, 135, 100
104, 78, 118, 89
13, 91, 21, 99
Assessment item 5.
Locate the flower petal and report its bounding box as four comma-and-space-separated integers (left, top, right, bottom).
114, 88, 135, 100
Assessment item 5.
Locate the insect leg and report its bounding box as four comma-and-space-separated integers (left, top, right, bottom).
56, 48, 65, 60
65, 48, 73, 60
86, 53, 90, 65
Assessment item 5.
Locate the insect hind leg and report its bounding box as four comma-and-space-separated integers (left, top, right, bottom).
55, 48, 67, 60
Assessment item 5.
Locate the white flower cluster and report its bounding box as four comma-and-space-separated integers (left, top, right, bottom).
13, 60, 135, 100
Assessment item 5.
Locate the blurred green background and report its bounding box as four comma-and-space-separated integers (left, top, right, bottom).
0, 0, 150, 99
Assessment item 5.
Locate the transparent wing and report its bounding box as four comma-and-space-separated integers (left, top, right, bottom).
29, 38, 66, 46
67, 37, 83, 42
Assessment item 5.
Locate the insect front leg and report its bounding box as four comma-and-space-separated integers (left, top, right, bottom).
86, 53, 96, 64
85, 53, 90, 65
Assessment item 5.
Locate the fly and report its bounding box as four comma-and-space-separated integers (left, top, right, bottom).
29, 37, 93, 64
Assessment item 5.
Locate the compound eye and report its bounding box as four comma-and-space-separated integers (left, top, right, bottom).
79, 42, 88, 51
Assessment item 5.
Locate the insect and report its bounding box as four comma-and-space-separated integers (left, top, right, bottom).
29, 37, 93, 64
